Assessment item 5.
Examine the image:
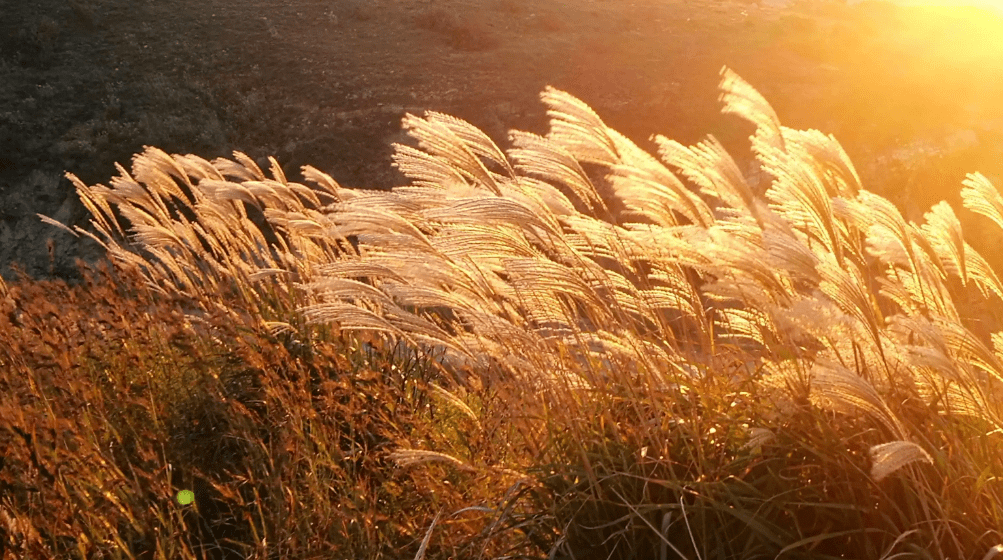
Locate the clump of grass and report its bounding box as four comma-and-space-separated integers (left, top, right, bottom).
412, 8, 500, 52
0, 260, 528, 559
533, 11, 564, 34
66, 0, 98, 29
348, 1, 379, 23
32, 66, 1003, 559
492, 0, 522, 15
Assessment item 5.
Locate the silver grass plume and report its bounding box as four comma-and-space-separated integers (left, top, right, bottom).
868, 440, 933, 482
810, 358, 904, 438
961, 172, 1003, 233
922, 201, 967, 286
651, 134, 760, 223
759, 136, 845, 267
719, 66, 786, 158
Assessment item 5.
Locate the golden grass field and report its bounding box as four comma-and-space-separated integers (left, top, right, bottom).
5, 67, 1003, 559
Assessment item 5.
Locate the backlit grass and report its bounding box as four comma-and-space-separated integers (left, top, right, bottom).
5, 67, 1003, 559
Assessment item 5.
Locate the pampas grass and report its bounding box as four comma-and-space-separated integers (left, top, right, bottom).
17, 65, 1003, 558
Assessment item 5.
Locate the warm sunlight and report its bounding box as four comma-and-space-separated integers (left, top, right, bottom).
867, 1, 1003, 77
873, 0, 1003, 12
8, 0, 1003, 558
850, 0, 1003, 11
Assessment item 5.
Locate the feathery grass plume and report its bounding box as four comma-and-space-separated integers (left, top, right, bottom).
922, 377, 998, 421
507, 130, 608, 215
817, 256, 886, 357
810, 358, 905, 438
425, 111, 515, 177
652, 134, 761, 223
862, 210, 961, 322
304, 105, 729, 399
864, 227, 930, 305
43, 147, 345, 333
961, 172, 1003, 232
389, 449, 478, 473
992, 332, 1003, 357
984, 545, 1003, 560
887, 314, 958, 373
606, 133, 717, 228
765, 295, 841, 361
606, 159, 700, 227
762, 225, 821, 285
922, 201, 968, 286
713, 306, 775, 349
891, 314, 1003, 430
429, 382, 481, 427
965, 243, 1003, 302
783, 128, 862, 198
719, 66, 786, 157
700, 226, 792, 310
539, 85, 620, 167
400, 112, 504, 195
935, 318, 1003, 385
852, 190, 922, 273
868, 440, 933, 483
759, 134, 846, 266
957, 173, 1003, 301
392, 142, 477, 191
741, 427, 776, 451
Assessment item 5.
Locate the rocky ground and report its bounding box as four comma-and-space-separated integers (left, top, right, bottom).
3, 0, 1003, 282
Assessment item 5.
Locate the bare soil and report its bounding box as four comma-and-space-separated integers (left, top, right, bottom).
4, 0, 1003, 280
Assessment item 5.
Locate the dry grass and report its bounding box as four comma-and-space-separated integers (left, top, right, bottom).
411, 8, 501, 52
7, 66, 1003, 558
1, 261, 527, 559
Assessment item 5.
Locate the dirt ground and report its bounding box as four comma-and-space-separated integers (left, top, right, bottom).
3, 0, 1003, 281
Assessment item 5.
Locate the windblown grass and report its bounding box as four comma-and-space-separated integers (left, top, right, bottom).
9, 66, 1003, 558
1, 261, 520, 559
